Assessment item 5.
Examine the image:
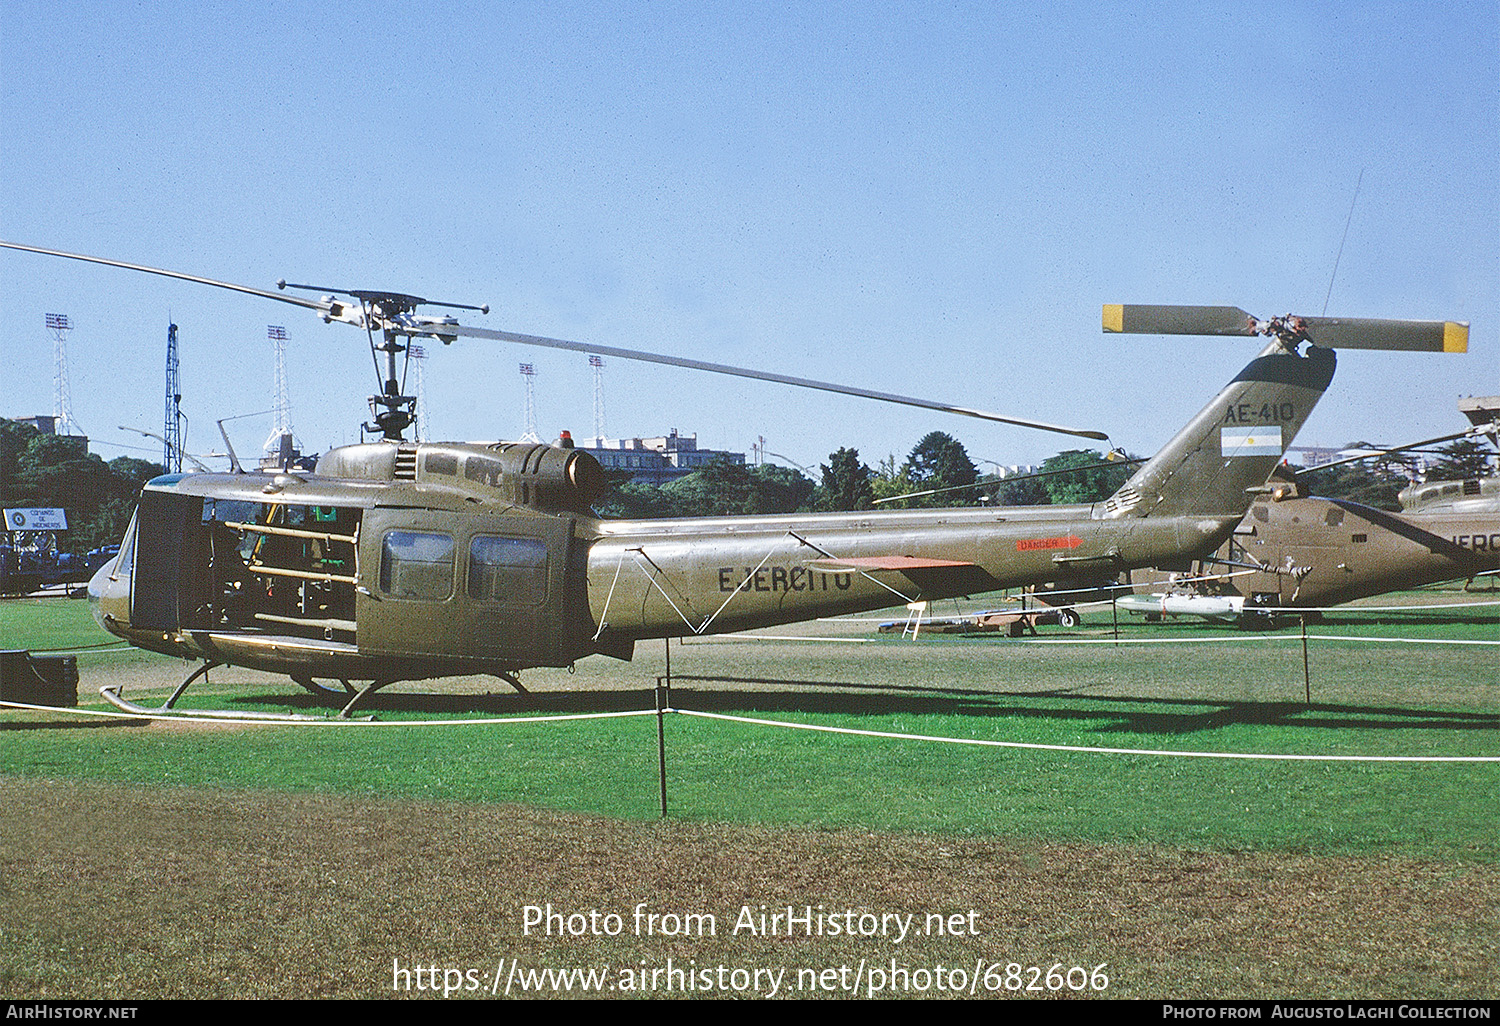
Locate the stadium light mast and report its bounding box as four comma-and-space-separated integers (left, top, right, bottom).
590, 354, 606, 445
164, 322, 184, 472
263, 325, 292, 461
45, 313, 76, 435
518, 363, 541, 443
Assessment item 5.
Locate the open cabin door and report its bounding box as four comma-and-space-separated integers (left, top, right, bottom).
357, 509, 581, 668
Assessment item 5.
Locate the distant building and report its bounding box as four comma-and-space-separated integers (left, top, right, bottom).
577, 429, 746, 486
11, 415, 58, 434
4, 416, 89, 454
1285, 445, 1344, 469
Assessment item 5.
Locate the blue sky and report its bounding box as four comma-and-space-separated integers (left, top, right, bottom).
2, 1, 1495, 476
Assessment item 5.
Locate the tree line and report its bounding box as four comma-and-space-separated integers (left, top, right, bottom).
0, 419, 165, 555
5, 415, 1489, 544
598, 431, 1494, 518
596, 431, 1144, 517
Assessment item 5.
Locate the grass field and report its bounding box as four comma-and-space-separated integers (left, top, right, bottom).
1, 590, 1496, 999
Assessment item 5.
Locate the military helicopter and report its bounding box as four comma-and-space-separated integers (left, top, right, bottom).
1111, 384, 1498, 623
1397, 396, 1500, 516
2, 243, 1466, 714
1401, 475, 1500, 515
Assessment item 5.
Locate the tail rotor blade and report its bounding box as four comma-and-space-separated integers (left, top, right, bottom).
1103, 305, 1258, 336
1296, 316, 1468, 353
1104, 303, 1467, 352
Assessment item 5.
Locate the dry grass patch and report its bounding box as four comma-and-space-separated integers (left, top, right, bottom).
1, 777, 1494, 1000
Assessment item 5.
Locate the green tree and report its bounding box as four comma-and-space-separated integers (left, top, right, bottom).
990, 472, 1051, 506
1039, 450, 1135, 504
0, 419, 164, 553
870, 453, 917, 507
746, 464, 815, 514
900, 432, 977, 506
594, 478, 678, 519
815, 447, 875, 511
1296, 452, 1409, 510
1425, 439, 1496, 481
658, 458, 754, 517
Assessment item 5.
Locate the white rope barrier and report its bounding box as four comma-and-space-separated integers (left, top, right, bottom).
675, 708, 1500, 763
0, 697, 661, 728
691, 631, 1500, 648
5, 697, 1494, 762
821, 596, 1500, 622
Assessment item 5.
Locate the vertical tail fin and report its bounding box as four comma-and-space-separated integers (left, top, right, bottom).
1103, 343, 1336, 519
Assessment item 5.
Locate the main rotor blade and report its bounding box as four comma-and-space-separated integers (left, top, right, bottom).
3, 239, 1108, 439
1, 240, 326, 312
1102, 304, 1468, 352
1296, 427, 1493, 476
443, 322, 1109, 440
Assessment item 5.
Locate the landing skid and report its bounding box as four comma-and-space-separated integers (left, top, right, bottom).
164, 660, 222, 709
105, 660, 534, 721
99, 683, 339, 722
98, 660, 372, 722
334, 671, 527, 718
291, 675, 356, 698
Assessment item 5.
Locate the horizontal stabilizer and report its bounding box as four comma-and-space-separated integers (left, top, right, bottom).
807, 555, 998, 597
1103, 304, 1467, 352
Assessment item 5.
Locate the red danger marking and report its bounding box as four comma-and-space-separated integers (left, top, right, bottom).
1016, 535, 1084, 552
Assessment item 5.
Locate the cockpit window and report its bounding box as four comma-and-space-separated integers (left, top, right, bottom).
112, 512, 139, 580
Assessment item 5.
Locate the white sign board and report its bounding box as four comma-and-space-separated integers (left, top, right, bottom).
4, 508, 68, 531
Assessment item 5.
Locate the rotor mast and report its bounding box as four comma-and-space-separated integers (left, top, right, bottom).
370, 312, 414, 441
273, 283, 489, 442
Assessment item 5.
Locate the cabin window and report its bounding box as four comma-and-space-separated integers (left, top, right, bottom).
380, 531, 454, 601
468, 535, 548, 604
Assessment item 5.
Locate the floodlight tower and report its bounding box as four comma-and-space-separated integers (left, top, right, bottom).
45, 313, 76, 435
264, 325, 292, 458
163, 322, 184, 472
518, 363, 541, 443
410, 344, 429, 441
589, 354, 606, 445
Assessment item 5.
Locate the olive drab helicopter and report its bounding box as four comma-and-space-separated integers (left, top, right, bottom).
1115, 410, 1500, 624
1398, 397, 1500, 516
1, 242, 1467, 715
